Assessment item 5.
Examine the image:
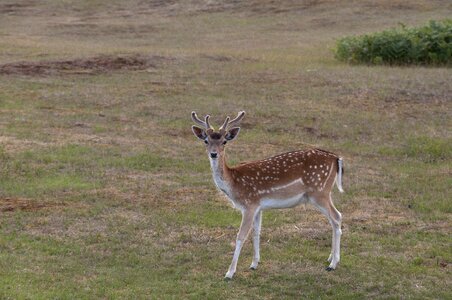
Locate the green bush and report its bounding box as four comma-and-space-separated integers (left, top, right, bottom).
335, 20, 452, 66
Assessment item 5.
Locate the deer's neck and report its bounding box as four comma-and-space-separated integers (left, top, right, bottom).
209, 152, 232, 197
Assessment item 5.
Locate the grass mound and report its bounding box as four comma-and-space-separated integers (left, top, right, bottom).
335, 20, 452, 66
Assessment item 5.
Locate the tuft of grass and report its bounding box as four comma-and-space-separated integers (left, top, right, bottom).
0, 145, 8, 161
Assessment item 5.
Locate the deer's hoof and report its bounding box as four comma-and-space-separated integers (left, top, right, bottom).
224, 271, 234, 280
325, 267, 335, 272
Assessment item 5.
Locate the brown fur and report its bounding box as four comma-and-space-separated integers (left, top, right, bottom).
228, 148, 340, 205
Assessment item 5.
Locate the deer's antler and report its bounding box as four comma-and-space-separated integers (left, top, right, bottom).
219, 116, 230, 133
223, 111, 245, 130
192, 111, 213, 130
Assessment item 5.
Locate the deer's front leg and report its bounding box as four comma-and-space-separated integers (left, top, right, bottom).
250, 210, 262, 270
225, 208, 257, 279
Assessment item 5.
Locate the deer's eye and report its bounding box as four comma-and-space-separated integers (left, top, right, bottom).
222, 141, 227, 145
204, 140, 208, 144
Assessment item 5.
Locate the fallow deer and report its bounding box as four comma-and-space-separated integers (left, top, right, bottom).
191, 111, 344, 279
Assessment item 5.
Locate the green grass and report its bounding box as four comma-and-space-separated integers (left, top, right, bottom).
0, 0, 451, 299
378, 135, 452, 218
0, 148, 101, 198
403, 136, 452, 162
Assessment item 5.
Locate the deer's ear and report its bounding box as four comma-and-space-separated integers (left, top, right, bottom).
192, 126, 208, 140
225, 127, 240, 141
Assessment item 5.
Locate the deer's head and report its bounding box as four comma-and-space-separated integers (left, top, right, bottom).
191, 111, 245, 159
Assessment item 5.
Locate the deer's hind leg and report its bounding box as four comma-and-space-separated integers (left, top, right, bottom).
309, 192, 342, 271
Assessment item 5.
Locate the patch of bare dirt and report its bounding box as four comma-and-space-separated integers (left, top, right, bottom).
200, 54, 258, 63
0, 55, 171, 76
0, 136, 49, 152
363, 0, 428, 10
302, 126, 338, 139
0, 197, 62, 212
384, 88, 450, 105
0, 1, 36, 15
51, 23, 159, 38
200, 54, 233, 62
181, 0, 334, 15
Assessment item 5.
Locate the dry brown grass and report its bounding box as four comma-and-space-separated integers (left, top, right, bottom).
0, 197, 63, 212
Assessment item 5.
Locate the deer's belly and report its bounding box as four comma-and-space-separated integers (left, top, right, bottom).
259, 178, 308, 209
261, 193, 308, 209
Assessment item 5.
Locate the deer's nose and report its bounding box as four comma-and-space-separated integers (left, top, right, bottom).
210, 152, 218, 159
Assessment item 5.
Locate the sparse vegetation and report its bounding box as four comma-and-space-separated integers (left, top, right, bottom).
0, 0, 451, 298
335, 20, 452, 65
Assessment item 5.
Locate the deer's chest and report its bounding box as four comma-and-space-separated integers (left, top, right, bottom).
212, 172, 230, 196
210, 160, 244, 210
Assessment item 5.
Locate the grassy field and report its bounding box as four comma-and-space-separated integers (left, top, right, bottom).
0, 0, 451, 298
